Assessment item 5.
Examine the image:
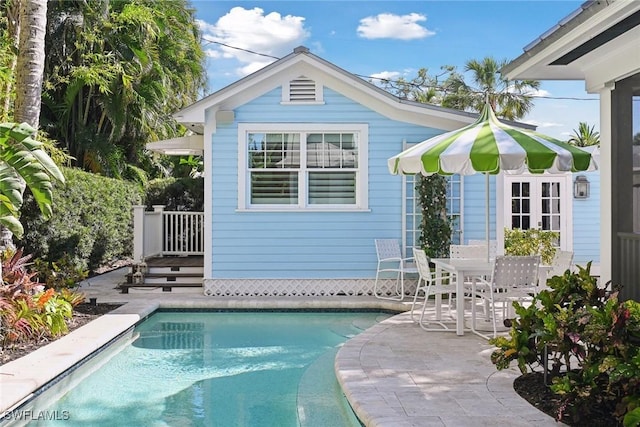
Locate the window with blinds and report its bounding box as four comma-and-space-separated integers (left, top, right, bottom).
246, 130, 360, 208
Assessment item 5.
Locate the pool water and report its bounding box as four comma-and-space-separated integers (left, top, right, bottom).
25, 311, 390, 426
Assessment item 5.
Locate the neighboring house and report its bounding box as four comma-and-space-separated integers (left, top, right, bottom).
502, 1, 640, 300
141, 46, 600, 296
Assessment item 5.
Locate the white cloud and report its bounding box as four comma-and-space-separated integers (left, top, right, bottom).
370, 71, 402, 82
199, 7, 310, 78
357, 13, 435, 40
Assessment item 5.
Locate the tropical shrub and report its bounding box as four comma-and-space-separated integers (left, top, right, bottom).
0, 248, 84, 347
490, 264, 640, 426
18, 167, 144, 272
32, 254, 89, 290
504, 228, 558, 264
144, 177, 204, 211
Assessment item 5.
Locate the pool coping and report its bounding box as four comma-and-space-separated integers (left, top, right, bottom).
1, 297, 557, 426
0, 297, 408, 415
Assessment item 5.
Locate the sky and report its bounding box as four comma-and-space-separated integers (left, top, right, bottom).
191, 0, 600, 140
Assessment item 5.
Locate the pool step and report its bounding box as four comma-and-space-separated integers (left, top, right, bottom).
297, 348, 362, 427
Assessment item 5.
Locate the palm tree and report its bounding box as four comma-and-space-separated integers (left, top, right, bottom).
14, 0, 47, 129
1, 1, 63, 251
42, 0, 206, 178
441, 57, 540, 121
0, 122, 64, 238
568, 122, 600, 147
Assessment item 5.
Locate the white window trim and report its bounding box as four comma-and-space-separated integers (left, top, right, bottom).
237, 123, 369, 211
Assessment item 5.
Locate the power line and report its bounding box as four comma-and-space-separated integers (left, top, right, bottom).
202, 39, 600, 101
202, 37, 280, 60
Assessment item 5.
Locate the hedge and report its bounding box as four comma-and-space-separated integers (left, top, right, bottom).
144, 177, 203, 211
18, 167, 144, 272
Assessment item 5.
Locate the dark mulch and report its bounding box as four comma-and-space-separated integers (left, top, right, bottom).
0, 303, 122, 366
514, 372, 621, 426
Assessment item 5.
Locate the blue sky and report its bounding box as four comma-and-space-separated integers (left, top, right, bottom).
192, 1, 600, 140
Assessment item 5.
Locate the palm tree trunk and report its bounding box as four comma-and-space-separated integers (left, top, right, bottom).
1, 1, 20, 120
14, 0, 47, 128
4, 0, 48, 251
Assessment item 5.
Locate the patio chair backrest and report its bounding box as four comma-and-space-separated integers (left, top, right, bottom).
548, 250, 574, 278
375, 239, 403, 261
449, 244, 486, 259
468, 240, 497, 259
412, 247, 432, 280
491, 255, 540, 291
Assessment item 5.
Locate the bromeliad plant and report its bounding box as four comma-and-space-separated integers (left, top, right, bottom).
490, 263, 640, 426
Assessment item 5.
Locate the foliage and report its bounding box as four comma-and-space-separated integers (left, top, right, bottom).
33, 254, 89, 291
144, 177, 204, 211
41, 0, 206, 180
0, 248, 83, 346
490, 264, 640, 426
0, 122, 65, 237
568, 122, 600, 147
416, 174, 451, 258
376, 57, 539, 122
504, 228, 558, 264
18, 167, 143, 273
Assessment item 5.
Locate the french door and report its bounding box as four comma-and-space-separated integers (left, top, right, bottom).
503, 175, 572, 250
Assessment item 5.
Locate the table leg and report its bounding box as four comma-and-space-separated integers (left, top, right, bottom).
456, 270, 464, 335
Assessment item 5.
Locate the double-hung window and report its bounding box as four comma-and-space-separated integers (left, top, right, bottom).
239, 124, 368, 210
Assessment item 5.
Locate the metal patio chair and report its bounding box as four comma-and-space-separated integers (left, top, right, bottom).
410, 248, 457, 331
373, 239, 417, 300
473, 255, 540, 338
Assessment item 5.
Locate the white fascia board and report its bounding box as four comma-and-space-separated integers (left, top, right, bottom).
504, 2, 640, 81
582, 29, 640, 92
173, 51, 479, 132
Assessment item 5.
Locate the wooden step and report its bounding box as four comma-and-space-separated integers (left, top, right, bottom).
125, 271, 203, 284
119, 282, 202, 294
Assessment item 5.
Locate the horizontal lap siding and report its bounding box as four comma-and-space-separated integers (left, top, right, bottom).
211, 88, 443, 279
572, 171, 600, 266
462, 174, 496, 243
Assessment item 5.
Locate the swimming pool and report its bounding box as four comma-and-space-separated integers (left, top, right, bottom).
18, 310, 391, 426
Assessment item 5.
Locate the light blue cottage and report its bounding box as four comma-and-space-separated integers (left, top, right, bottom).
146, 46, 600, 296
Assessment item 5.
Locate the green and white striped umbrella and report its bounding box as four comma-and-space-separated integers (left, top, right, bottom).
388, 102, 597, 261
388, 103, 597, 176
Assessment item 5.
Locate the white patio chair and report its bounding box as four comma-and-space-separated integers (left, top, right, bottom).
373, 239, 418, 300
539, 250, 574, 290
449, 244, 487, 259
473, 255, 540, 338
467, 239, 497, 259
548, 250, 574, 278
449, 244, 490, 310
410, 248, 457, 331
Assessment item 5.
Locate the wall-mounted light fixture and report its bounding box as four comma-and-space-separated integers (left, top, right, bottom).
574, 175, 590, 199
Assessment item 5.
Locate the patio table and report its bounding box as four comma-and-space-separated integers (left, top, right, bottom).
430, 258, 494, 336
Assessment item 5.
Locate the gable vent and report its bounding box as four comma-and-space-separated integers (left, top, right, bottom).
289, 76, 317, 102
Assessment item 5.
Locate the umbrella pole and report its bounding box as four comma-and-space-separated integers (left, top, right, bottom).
485, 173, 490, 263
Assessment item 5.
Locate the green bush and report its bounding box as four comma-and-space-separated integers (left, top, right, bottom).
17, 167, 144, 272
504, 228, 558, 264
144, 177, 203, 211
490, 265, 640, 426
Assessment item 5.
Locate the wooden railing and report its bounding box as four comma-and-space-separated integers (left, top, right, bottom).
618, 232, 640, 301
133, 205, 204, 260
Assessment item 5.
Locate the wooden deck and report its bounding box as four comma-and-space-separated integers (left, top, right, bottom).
144, 255, 204, 268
